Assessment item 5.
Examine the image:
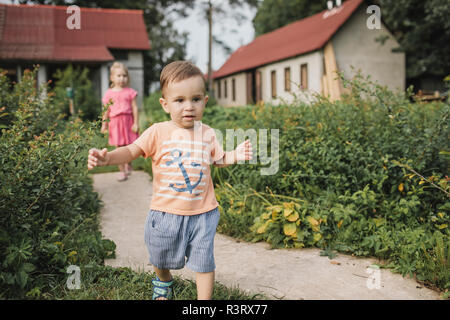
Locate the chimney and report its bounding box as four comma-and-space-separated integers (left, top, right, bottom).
336, 0, 342, 7
327, 1, 333, 10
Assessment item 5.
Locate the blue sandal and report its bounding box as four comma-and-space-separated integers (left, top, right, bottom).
152, 277, 173, 300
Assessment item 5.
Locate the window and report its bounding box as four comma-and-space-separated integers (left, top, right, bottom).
256, 71, 262, 102
232, 78, 236, 101
284, 67, 291, 92
300, 63, 308, 90
271, 70, 277, 98
224, 80, 228, 98
217, 80, 221, 98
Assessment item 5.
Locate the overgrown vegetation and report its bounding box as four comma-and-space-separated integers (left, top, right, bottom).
52, 64, 101, 121
202, 74, 449, 296
0, 68, 114, 298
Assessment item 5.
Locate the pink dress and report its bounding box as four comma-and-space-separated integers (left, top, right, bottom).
102, 87, 139, 147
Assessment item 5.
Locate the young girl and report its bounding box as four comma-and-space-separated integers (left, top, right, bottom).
101, 62, 139, 181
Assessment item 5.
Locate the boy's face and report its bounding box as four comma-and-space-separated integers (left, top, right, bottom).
159, 76, 208, 129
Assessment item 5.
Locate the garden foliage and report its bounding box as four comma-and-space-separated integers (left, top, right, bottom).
0, 69, 114, 298
205, 74, 449, 292
52, 64, 101, 121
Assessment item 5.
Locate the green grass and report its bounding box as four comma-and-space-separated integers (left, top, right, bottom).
43, 265, 266, 300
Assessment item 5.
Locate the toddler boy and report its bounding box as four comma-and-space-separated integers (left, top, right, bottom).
87, 61, 252, 300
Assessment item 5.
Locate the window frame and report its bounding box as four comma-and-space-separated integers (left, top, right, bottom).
284, 67, 291, 92
232, 78, 236, 101
271, 70, 277, 98
300, 63, 308, 90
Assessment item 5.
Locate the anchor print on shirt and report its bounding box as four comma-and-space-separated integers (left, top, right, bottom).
164, 149, 204, 194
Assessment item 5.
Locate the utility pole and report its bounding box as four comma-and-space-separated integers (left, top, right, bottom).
207, 0, 214, 98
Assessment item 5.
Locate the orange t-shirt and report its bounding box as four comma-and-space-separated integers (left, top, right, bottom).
133, 120, 225, 215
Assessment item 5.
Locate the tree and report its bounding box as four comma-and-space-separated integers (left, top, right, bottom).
198, 0, 258, 96
252, 0, 328, 37
373, 0, 450, 82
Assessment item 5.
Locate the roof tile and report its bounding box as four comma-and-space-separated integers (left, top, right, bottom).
0, 3, 150, 61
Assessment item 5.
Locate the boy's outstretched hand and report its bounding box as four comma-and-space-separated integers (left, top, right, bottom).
236, 139, 253, 162
87, 148, 109, 170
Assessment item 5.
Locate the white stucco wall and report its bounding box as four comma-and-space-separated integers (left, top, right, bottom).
257, 51, 323, 105
214, 51, 323, 107
126, 51, 145, 108
332, 6, 405, 92
214, 72, 247, 107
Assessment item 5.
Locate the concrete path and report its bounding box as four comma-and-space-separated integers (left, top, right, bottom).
93, 171, 441, 300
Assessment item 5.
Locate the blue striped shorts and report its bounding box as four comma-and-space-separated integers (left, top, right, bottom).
144, 207, 220, 273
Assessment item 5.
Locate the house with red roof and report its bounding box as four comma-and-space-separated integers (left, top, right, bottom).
212, 0, 405, 107
0, 3, 150, 106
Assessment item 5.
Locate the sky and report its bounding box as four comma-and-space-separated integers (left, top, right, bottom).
0, 0, 258, 74
169, 1, 257, 74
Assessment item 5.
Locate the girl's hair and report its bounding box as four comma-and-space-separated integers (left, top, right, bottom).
109, 62, 130, 88
160, 61, 205, 97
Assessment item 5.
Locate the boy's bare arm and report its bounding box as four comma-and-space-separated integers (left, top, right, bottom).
213, 150, 235, 168
87, 144, 144, 170
213, 139, 252, 168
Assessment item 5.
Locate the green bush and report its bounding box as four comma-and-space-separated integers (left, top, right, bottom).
52, 64, 101, 121
141, 90, 170, 129
207, 73, 449, 292
0, 69, 114, 299
0, 70, 17, 130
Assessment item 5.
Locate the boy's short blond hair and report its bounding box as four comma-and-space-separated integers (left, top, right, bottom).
110, 61, 130, 87
160, 61, 205, 97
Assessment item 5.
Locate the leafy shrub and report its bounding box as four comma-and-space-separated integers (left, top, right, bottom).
52, 64, 101, 121
0, 69, 114, 298
207, 73, 449, 292
0, 70, 17, 130
141, 90, 170, 129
